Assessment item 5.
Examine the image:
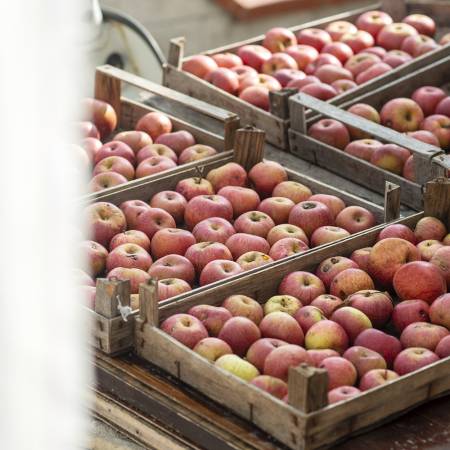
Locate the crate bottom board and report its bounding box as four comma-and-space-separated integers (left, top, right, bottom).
94, 350, 450, 450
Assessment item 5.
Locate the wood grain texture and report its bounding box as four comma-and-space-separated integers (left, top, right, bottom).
95, 278, 130, 319
384, 182, 401, 223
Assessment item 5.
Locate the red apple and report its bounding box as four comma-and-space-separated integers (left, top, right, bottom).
218, 186, 260, 218
394, 347, 439, 375
403, 155, 415, 181
264, 295, 302, 316
343, 346, 386, 377
238, 73, 282, 93
392, 299, 430, 333
325, 21, 358, 42
110, 229, 151, 252
217, 316, 261, 356
269, 237, 309, 260
94, 141, 135, 165
136, 144, 178, 164
403, 14, 436, 36
417, 239, 444, 261
347, 103, 381, 140
340, 30, 375, 54
80, 240, 108, 276
263, 344, 308, 381
158, 278, 192, 301
344, 139, 382, 161
330, 268, 375, 299
407, 130, 440, 147
328, 386, 361, 404
279, 271, 326, 305
415, 216, 447, 242
314, 64, 353, 85
161, 313, 208, 348
436, 335, 450, 358
306, 348, 339, 367
356, 62, 391, 84
176, 177, 214, 201
151, 228, 196, 259
331, 79, 358, 94
193, 337, 233, 362
206, 162, 247, 192
311, 226, 350, 246
345, 53, 381, 77
267, 224, 309, 246
287, 75, 321, 91
401, 34, 438, 57
263, 27, 297, 52
363, 46, 387, 58
119, 200, 150, 229
135, 111, 172, 141
81, 98, 117, 139
187, 305, 232, 337
93, 155, 135, 180
421, 114, 450, 150
319, 356, 357, 391
371, 143, 411, 174
304, 320, 349, 353
354, 329, 402, 367
237, 251, 273, 271
192, 217, 235, 244
335, 206, 376, 234
259, 311, 304, 345
222, 294, 263, 324
262, 52, 298, 75
285, 44, 319, 71
182, 54, 218, 79
248, 161, 288, 197
135, 207, 176, 239
381, 98, 424, 132
89, 172, 128, 192
81, 137, 102, 163
106, 243, 152, 272
310, 294, 344, 318
316, 256, 358, 289
250, 375, 288, 399
289, 201, 334, 237
185, 241, 232, 273
225, 233, 270, 259
378, 223, 416, 243
294, 305, 326, 333
429, 293, 450, 329
246, 338, 288, 372
331, 307, 372, 342
350, 247, 372, 272
107, 267, 150, 295
346, 290, 393, 328
113, 130, 153, 154
234, 211, 275, 238
258, 197, 295, 225
231, 65, 259, 84
199, 260, 243, 286
356, 10, 393, 38
308, 118, 350, 150
436, 97, 450, 117
179, 144, 217, 165
272, 180, 312, 203
148, 254, 195, 285
211, 52, 243, 68
431, 247, 450, 287
237, 45, 272, 71
401, 321, 448, 351
155, 130, 196, 156
377, 23, 418, 50
239, 86, 270, 110
150, 190, 186, 224
299, 82, 337, 100
383, 49, 413, 67
297, 28, 332, 51
308, 194, 346, 219
273, 68, 305, 88
135, 156, 177, 178
359, 368, 399, 390
184, 195, 233, 229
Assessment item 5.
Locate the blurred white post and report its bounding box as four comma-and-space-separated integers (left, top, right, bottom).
0, 1, 90, 449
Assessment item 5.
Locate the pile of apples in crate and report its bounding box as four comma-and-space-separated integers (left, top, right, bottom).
309, 85, 450, 181
77, 98, 218, 192
79, 160, 378, 307
182, 11, 450, 111
161, 217, 450, 405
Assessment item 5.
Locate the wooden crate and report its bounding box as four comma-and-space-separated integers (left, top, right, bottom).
133, 178, 450, 450
289, 91, 450, 212
162, 0, 450, 149
90, 64, 240, 196
87, 127, 399, 355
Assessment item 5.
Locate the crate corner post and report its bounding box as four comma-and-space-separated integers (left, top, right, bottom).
233, 126, 265, 171
423, 178, 450, 227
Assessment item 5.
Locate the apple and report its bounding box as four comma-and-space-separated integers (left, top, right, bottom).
93, 155, 135, 180
316, 256, 358, 289
392, 299, 430, 333
74, 269, 94, 287
393, 261, 446, 304
250, 375, 288, 399
345, 53, 381, 77
380, 98, 424, 132
246, 338, 288, 372
206, 162, 247, 192
403, 14, 436, 36
259, 311, 304, 345
234, 211, 275, 238
176, 177, 214, 201
94, 141, 135, 165
401, 321, 448, 351
263, 344, 308, 381
89, 172, 128, 192
237, 251, 273, 271
81, 98, 117, 139
310, 294, 344, 318
306, 349, 339, 367
151, 228, 196, 259
417, 239, 444, 261
237, 45, 272, 71
110, 229, 151, 252
441, 32, 450, 45
221, 294, 264, 324
331, 307, 372, 342
272, 180, 311, 203
84, 202, 127, 247
359, 368, 399, 390
403, 155, 415, 181
356, 62, 391, 85
150, 190, 186, 224
135, 111, 172, 141
106, 243, 152, 272
135, 156, 177, 178
343, 346, 386, 377
217, 186, 260, 218
331, 79, 358, 94
262, 27, 297, 52
107, 267, 150, 295
182, 54, 218, 79
285, 44, 319, 71
278, 271, 326, 305
436, 97, 450, 116
415, 216, 447, 242
444, 234, 450, 245
340, 30, 375, 54
212, 52, 243, 68
394, 347, 439, 375
258, 197, 295, 225
431, 247, 450, 287
325, 21, 358, 41
217, 316, 261, 356
330, 268, 375, 299
363, 46, 387, 58
421, 114, 450, 150
307, 194, 345, 220
269, 237, 309, 260
155, 130, 196, 156
314, 64, 353, 85
354, 329, 402, 367
80, 240, 108, 276
81, 137, 102, 163
308, 118, 350, 150
272, 69, 305, 88
346, 290, 393, 328
377, 223, 416, 243
289, 201, 334, 237
216, 354, 260, 381
305, 320, 349, 353
239, 86, 270, 110
184, 195, 233, 229
299, 82, 337, 100
350, 247, 371, 272
297, 28, 332, 51
345, 139, 382, 161
294, 305, 326, 333
436, 335, 450, 358
320, 356, 357, 391
119, 200, 150, 229
239, 73, 281, 93
311, 226, 350, 246
264, 295, 302, 316
262, 52, 298, 75
193, 337, 232, 362
148, 254, 195, 284
407, 130, 440, 147
287, 75, 321, 91
368, 238, 421, 287
401, 34, 438, 57
429, 293, 450, 329
137, 144, 178, 164
225, 233, 270, 259
328, 386, 361, 404
377, 23, 418, 50
335, 206, 376, 234
248, 161, 288, 197
135, 207, 176, 239
356, 10, 393, 37
179, 144, 217, 165
77, 121, 100, 139
267, 224, 309, 246
192, 217, 235, 244
113, 130, 153, 154
383, 49, 413, 67
161, 313, 208, 348
185, 241, 232, 273
158, 278, 192, 301
347, 103, 381, 140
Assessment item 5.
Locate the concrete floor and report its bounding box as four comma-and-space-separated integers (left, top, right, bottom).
88, 418, 144, 450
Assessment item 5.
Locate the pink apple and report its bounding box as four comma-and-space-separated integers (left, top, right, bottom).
211, 52, 243, 68
401, 34, 438, 57
350, 247, 371, 272
285, 44, 319, 71
107, 267, 150, 295
343, 346, 386, 377
392, 299, 430, 333
359, 368, 399, 390
314, 64, 353, 85
436, 97, 450, 117
110, 229, 151, 252
289, 200, 334, 237
148, 254, 195, 284
259, 311, 304, 345
267, 224, 309, 246
135, 111, 172, 141
308, 194, 346, 219
403, 155, 415, 181
258, 197, 295, 225
150, 190, 186, 224
106, 243, 152, 272
436, 335, 450, 358
262, 52, 298, 75
431, 247, 450, 287
206, 162, 247, 192
269, 237, 309, 260
263, 27, 297, 52
237, 251, 273, 271
222, 294, 263, 324
81, 98, 117, 139
330, 268, 375, 299
310, 294, 344, 318
185, 241, 232, 273
279, 271, 326, 305
354, 329, 402, 367
403, 14, 436, 36
331, 306, 372, 342
273, 68, 305, 88
225, 233, 270, 259
347, 103, 381, 140
192, 217, 235, 244
421, 114, 450, 150
179, 144, 217, 165
113, 130, 153, 154
344, 139, 382, 161
378, 223, 416, 243
429, 293, 450, 329
184, 195, 233, 229
331, 79, 358, 94
193, 337, 233, 362
239, 86, 270, 110
345, 53, 381, 77
93, 155, 135, 180
250, 375, 288, 399
340, 30, 375, 54
218, 316, 261, 356
401, 321, 448, 351
137, 144, 178, 164
237, 45, 272, 71
299, 82, 337, 101
218, 186, 260, 218
161, 313, 208, 348
383, 49, 412, 67
316, 256, 358, 289
234, 211, 275, 238
94, 141, 135, 165
89, 172, 128, 192
287, 75, 321, 91
297, 28, 332, 51
335, 206, 376, 234
80, 240, 108, 276
381, 98, 424, 132
263, 344, 308, 381
393, 347, 439, 375
206, 67, 240, 94
158, 278, 191, 301
362, 46, 387, 58
248, 161, 288, 197
135, 207, 176, 239
135, 156, 177, 178
356, 10, 393, 38
308, 118, 350, 150
319, 356, 357, 391
272, 180, 312, 203
407, 130, 440, 147
347, 290, 393, 328
356, 62, 391, 84
325, 21, 358, 42
119, 200, 150, 229
151, 228, 196, 259
77, 121, 99, 139
238, 73, 282, 93
417, 239, 444, 261
81, 137, 102, 163
294, 305, 326, 333
176, 177, 214, 201
155, 130, 196, 156
246, 338, 288, 372
328, 386, 361, 404
306, 348, 339, 367
311, 226, 350, 246
377, 23, 418, 50
199, 259, 243, 286
415, 216, 447, 242
182, 54, 218, 79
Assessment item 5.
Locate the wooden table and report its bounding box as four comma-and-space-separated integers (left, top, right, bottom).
94, 351, 450, 450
